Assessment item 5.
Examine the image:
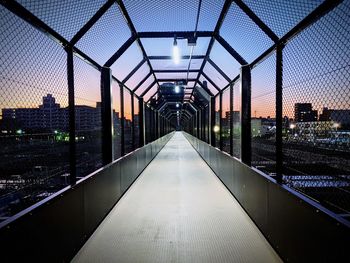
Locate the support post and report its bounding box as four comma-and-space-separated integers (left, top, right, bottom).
101, 67, 114, 164
120, 85, 125, 156
155, 110, 159, 139
241, 64, 251, 165
131, 94, 135, 150
210, 96, 216, 147
139, 98, 145, 146
197, 110, 200, 138
276, 44, 284, 183
230, 83, 234, 156
219, 91, 223, 151
67, 48, 76, 185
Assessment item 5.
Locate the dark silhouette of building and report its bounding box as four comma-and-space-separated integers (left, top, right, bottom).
1, 94, 105, 132
294, 103, 318, 122
319, 107, 350, 127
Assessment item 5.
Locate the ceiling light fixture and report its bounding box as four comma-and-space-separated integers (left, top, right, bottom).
173, 36, 180, 64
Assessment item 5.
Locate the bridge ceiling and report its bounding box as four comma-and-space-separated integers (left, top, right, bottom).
9, 0, 327, 118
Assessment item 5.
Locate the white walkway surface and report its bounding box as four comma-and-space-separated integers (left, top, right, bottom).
73, 132, 282, 263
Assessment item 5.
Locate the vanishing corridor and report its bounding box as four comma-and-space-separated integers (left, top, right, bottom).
73, 132, 281, 263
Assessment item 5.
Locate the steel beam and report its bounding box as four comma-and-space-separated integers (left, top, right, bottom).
148, 55, 205, 60
131, 93, 135, 150
120, 84, 125, 156
70, 0, 115, 46
201, 72, 221, 92
191, 0, 233, 99
66, 48, 76, 185
154, 69, 199, 73
233, 0, 279, 43
219, 91, 223, 151
207, 58, 231, 82
229, 83, 234, 156
133, 72, 152, 92
198, 81, 214, 96
140, 80, 156, 97
157, 78, 197, 82
104, 36, 136, 67
275, 44, 284, 183
138, 98, 145, 146
138, 31, 213, 38
214, 34, 248, 65
210, 96, 216, 147
250, 0, 342, 69
240, 65, 251, 165
122, 58, 146, 84
101, 67, 114, 164
116, 0, 160, 92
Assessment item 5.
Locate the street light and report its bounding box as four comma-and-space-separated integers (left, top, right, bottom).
333, 122, 340, 131
174, 85, 180, 93
213, 125, 220, 133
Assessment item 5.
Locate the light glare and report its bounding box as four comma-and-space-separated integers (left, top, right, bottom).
173, 45, 180, 64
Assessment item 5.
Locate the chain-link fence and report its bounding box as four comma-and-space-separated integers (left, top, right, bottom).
183, 0, 350, 220
1, 0, 349, 224
0, 0, 172, 222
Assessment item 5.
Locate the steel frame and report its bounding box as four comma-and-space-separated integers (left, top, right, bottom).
0, 0, 343, 203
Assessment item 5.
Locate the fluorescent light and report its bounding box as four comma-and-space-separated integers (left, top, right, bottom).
174, 85, 180, 93
173, 38, 180, 64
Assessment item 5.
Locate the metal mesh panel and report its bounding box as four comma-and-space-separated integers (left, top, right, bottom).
209, 41, 241, 79
243, 0, 323, 37
204, 104, 210, 143
215, 95, 220, 147
222, 88, 231, 153
135, 76, 155, 96
144, 85, 158, 102
110, 43, 143, 82
123, 88, 133, 154
251, 53, 276, 175
155, 72, 198, 80
203, 63, 229, 89
197, 0, 226, 30
141, 37, 210, 56
232, 80, 241, 159
144, 105, 153, 143
112, 80, 122, 160
0, 6, 69, 220
125, 62, 150, 89
199, 75, 219, 95
75, 3, 131, 65
220, 2, 273, 62
282, 1, 350, 214
150, 59, 203, 71
123, 0, 199, 32
133, 95, 140, 149
73, 56, 102, 179
17, 0, 106, 40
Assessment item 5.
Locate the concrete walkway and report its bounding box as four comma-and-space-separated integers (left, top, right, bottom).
73, 132, 282, 263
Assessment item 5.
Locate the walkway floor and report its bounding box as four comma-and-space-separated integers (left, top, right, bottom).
73, 132, 281, 263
